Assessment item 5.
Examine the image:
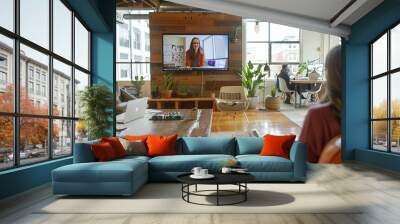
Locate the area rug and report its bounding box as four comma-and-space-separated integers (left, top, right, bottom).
37, 183, 361, 214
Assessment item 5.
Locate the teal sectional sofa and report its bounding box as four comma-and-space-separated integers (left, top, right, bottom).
52, 137, 307, 196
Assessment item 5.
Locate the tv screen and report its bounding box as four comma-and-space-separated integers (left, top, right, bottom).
162, 34, 229, 71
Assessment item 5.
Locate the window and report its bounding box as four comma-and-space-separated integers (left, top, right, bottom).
0, 1, 91, 170
245, 21, 300, 67
75, 17, 90, 70
53, 0, 72, 60
132, 27, 141, 50
370, 23, 400, 153
116, 9, 152, 82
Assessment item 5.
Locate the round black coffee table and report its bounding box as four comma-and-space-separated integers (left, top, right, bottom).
177, 173, 255, 206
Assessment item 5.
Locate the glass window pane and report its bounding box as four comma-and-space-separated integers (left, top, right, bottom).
270, 23, 299, 41
0, 116, 14, 170
75, 18, 89, 70
391, 72, 400, 118
53, 59, 72, 117
271, 43, 300, 63
372, 34, 387, 76
246, 43, 268, 64
20, 0, 49, 49
53, 119, 72, 158
20, 44, 49, 115
0, 35, 14, 112
74, 69, 89, 118
391, 24, 400, 70
391, 120, 400, 153
132, 63, 150, 81
246, 22, 268, 41
372, 77, 387, 119
53, 0, 72, 60
75, 120, 88, 143
372, 121, 388, 151
116, 63, 131, 81
0, 0, 14, 31
269, 64, 298, 77
20, 117, 49, 165
117, 23, 131, 62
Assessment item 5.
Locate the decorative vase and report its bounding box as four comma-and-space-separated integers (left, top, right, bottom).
247, 96, 259, 109
265, 96, 281, 111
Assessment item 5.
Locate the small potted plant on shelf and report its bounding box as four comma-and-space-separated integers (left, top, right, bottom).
265, 86, 281, 111
239, 61, 266, 109
162, 73, 174, 98
151, 84, 160, 98
177, 84, 189, 98
131, 75, 145, 97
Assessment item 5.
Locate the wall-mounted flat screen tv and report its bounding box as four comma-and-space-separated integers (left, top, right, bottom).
162, 34, 229, 71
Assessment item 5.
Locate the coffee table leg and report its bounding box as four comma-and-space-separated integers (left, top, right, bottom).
195, 184, 198, 192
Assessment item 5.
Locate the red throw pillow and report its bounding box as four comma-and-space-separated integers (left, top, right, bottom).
146, 135, 178, 157
260, 134, 296, 159
91, 142, 117, 162
101, 137, 126, 158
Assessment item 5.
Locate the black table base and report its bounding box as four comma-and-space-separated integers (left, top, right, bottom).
181, 183, 249, 206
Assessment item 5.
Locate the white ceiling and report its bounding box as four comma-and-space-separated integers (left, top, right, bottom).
167, 0, 384, 37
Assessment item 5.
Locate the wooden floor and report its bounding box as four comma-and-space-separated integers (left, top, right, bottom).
211, 110, 302, 137
1, 163, 400, 224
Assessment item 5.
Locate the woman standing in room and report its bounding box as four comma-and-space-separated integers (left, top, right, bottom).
185, 37, 205, 67
299, 45, 342, 163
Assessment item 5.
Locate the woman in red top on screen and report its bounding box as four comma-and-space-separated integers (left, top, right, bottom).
185, 37, 205, 67
299, 45, 342, 163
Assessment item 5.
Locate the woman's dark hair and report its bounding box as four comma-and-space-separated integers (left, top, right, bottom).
280, 64, 290, 74
188, 37, 203, 59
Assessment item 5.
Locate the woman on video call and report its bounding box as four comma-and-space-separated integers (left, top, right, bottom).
185, 37, 205, 67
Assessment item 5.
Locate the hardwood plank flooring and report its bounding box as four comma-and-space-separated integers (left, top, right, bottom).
211, 110, 302, 136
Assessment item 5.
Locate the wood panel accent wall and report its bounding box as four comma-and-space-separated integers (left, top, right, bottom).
149, 12, 242, 97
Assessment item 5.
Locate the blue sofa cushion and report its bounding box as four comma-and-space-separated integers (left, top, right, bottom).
149, 154, 235, 172
73, 140, 100, 163
236, 137, 263, 155
178, 137, 236, 155
53, 159, 147, 183
236, 155, 293, 172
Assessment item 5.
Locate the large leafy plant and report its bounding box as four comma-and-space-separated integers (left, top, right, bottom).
239, 61, 266, 97
163, 73, 174, 91
79, 84, 113, 140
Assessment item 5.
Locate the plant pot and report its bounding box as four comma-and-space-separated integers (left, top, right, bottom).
265, 96, 281, 111
247, 96, 259, 109
163, 90, 173, 98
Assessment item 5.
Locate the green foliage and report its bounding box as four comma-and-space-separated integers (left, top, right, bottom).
297, 62, 309, 76
177, 84, 189, 94
163, 73, 175, 90
270, 86, 277, 97
131, 75, 145, 97
79, 84, 113, 140
239, 61, 266, 97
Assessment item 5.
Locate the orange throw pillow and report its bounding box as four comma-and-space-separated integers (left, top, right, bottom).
146, 135, 178, 157
260, 134, 296, 159
124, 135, 149, 142
91, 142, 117, 162
101, 137, 126, 158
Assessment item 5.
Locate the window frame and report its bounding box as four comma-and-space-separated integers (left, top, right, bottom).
0, 0, 92, 171
369, 20, 400, 154
246, 21, 301, 68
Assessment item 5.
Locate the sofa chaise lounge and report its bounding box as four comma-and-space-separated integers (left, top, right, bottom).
52, 137, 307, 196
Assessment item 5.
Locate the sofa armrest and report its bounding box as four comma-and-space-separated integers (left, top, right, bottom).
289, 141, 307, 181
73, 140, 100, 163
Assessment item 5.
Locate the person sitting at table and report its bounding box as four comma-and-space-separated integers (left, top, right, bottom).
299, 45, 341, 163
185, 37, 205, 67
276, 64, 307, 101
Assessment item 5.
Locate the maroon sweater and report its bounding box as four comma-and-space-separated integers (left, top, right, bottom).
299, 103, 341, 163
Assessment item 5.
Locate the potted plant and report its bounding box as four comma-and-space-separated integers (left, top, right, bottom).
177, 84, 189, 97
239, 61, 266, 109
265, 86, 281, 111
151, 84, 160, 98
162, 73, 174, 98
131, 75, 145, 97
297, 62, 309, 77
79, 84, 113, 140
